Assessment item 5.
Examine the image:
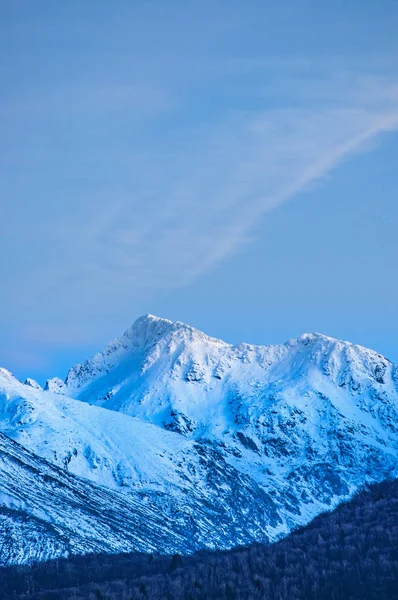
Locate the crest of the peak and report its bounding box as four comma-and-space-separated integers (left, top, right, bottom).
121, 314, 228, 347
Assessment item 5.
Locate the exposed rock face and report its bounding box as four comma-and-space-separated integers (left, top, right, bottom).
24, 378, 42, 390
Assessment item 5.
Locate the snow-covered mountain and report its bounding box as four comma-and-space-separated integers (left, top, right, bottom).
1, 315, 398, 564
60, 315, 398, 493
0, 428, 193, 565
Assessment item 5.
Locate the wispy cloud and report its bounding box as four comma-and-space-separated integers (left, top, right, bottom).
1, 66, 398, 358
74, 85, 398, 291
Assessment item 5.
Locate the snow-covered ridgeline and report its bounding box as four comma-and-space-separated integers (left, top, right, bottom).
0, 314, 397, 564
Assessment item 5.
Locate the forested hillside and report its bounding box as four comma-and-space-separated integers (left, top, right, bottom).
1, 478, 397, 600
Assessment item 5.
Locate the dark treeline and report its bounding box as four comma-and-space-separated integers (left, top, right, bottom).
1, 478, 397, 600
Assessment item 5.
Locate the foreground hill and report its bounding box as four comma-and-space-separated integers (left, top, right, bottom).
1, 478, 397, 599
0, 314, 398, 563
0, 372, 281, 563
0, 430, 203, 564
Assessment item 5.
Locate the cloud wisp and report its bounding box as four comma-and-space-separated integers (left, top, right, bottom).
2, 68, 398, 357
78, 91, 398, 292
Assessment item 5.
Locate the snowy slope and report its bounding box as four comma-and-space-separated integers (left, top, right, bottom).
0, 368, 282, 564
62, 316, 398, 439
60, 315, 398, 522
0, 429, 221, 565
1, 315, 398, 564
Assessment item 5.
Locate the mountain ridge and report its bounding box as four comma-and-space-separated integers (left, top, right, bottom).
53, 315, 393, 395
0, 315, 397, 565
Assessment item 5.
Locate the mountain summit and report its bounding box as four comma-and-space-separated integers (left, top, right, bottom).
0, 315, 398, 564
56, 315, 397, 438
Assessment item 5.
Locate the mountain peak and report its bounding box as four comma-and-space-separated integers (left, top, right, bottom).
286, 331, 341, 348
0, 367, 16, 383
24, 377, 43, 390
124, 313, 177, 346
127, 314, 223, 345
49, 315, 397, 416
44, 377, 66, 394
137, 313, 171, 324
64, 314, 228, 392
114, 314, 228, 362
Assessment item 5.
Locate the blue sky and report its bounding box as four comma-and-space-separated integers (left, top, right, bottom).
1, 1, 398, 383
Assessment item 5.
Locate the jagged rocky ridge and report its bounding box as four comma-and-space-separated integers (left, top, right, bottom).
0, 315, 398, 564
